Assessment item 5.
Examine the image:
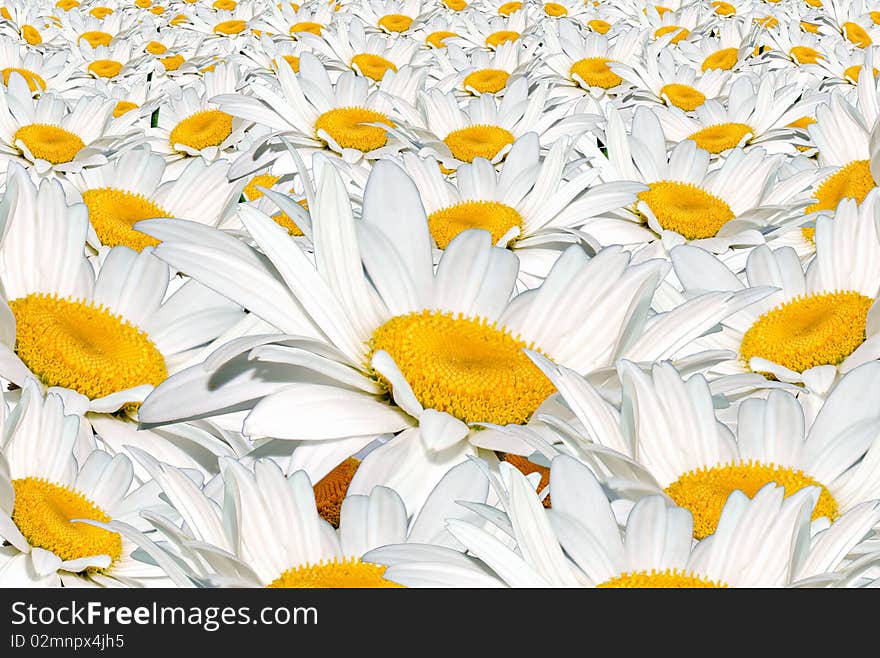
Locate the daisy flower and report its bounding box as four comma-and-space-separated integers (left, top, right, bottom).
409, 14, 466, 50
215, 52, 422, 176
0, 35, 78, 97
65, 145, 245, 251
670, 191, 880, 384
57, 8, 138, 50
256, 1, 337, 39
0, 379, 172, 587
452, 9, 534, 51
182, 2, 263, 45
0, 1, 64, 48
431, 39, 540, 96
75, 41, 149, 84
367, 456, 880, 587
821, 0, 880, 51
97, 453, 491, 587
355, 0, 425, 35
675, 14, 756, 74
137, 160, 767, 513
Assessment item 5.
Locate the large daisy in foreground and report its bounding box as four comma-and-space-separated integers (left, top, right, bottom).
137, 160, 768, 512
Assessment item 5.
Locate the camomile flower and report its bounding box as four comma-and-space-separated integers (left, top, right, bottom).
541, 22, 645, 100
215, 52, 421, 176
585, 105, 805, 254
101, 454, 491, 588
65, 145, 245, 251
522, 355, 880, 549
0, 380, 174, 587
0, 1, 63, 48
57, 8, 137, 50
534, 0, 592, 21
452, 9, 534, 51
146, 63, 252, 172
430, 39, 540, 96
75, 41, 149, 83
398, 133, 645, 281
81, 74, 165, 134
812, 39, 880, 90
641, 4, 706, 47
256, 1, 337, 39
355, 0, 425, 35
0, 35, 77, 97
820, 0, 880, 51
0, 75, 135, 177
670, 192, 880, 384
757, 21, 834, 77
611, 42, 731, 113
675, 16, 756, 75
137, 160, 767, 513
233, 33, 318, 81
406, 76, 583, 171
312, 18, 430, 82
182, 3, 262, 43
0, 163, 246, 467
471, 0, 529, 19
652, 71, 825, 156
409, 14, 466, 50
367, 456, 880, 587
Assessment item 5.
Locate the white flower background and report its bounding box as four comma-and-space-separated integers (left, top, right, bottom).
0, 0, 879, 589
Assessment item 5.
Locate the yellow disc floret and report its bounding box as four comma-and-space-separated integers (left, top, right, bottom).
804, 160, 874, 214
350, 53, 397, 81
268, 558, 403, 588
2, 68, 46, 92
14, 124, 85, 164
378, 14, 412, 32
665, 461, 839, 539
12, 477, 122, 567
369, 311, 556, 425
570, 57, 622, 88
687, 122, 752, 153
314, 107, 393, 152
638, 181, 734, 239
702, 48, 738, 71
660, 83, 706, 111
87, 59, 123, 78
428, 200, 523, 248
9, 293, 168, 400
443, 125, 515, 163
599, 569, 726, 588
313, 457, 360, 527
213, 19, 246, 34
740, 291, 872, 373
170, 109, 234, 151
463, 68, 509, 94
486, 30, 519, 47
81, 188, 170, 251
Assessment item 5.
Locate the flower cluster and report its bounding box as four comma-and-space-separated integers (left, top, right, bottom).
1, 0, 880, 589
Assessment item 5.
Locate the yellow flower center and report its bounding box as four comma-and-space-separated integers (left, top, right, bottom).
872, 10, 880, 24
87, 59, 123, 78
56, 0, 80, 8
14, 124, 85, 164
498, 0, 521, 14
289, 21, 323, 35
443, 125, 515, 163
369, 311, 556, 425
587, 19, 611, 33
486, 30, 520, 47
170, 109, 234, 151
81, 188, 171, 251
599, 569, 726, 588
89, 6, 113, 18
711, 0, 735, 15
313, 457, 360, 527
112, 100, 138, 118
801, 21, 819, 34
544, 2, 568, 16
844, 21, 872, 48
378, 14, 412, 32
314, 107, 393, 152
804, 0, 821, 6
243, 173, 280, 200
213, 0, 237, 8
161, 54, 185, 71
2, 68, 46, 92
268, 558, 402, 588
351, 53, 397, 81
426, 30, 457, 48
660, 83, 706, 111
740, 291, 872, 373
687, 122, 752, 153
702, 47, 738, 71
666, 461, 839, 539
274, 55, 300, 72
170, 13, 189, 25
21, 25, 42, 45
9, 293, 168, 400
78, 30, 113, 47
638, 181, 734, 239
145, 40, 167, 55
570, 57, 622, 88
790, 45, 822, 64
755, 16, 778, 28
463, 68, 509, 93
135, 0, 151, 6
654, 25, 689, 43
444, 0, 467, 10
844, 65, 879, 83
502, 453, 550, 507
653, 5, 672, 15
805, 160, 874, 214
272, 210, 304, 236
12, 477, 122, 567
428, 200, 523, 248
213, 19, 246, 34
